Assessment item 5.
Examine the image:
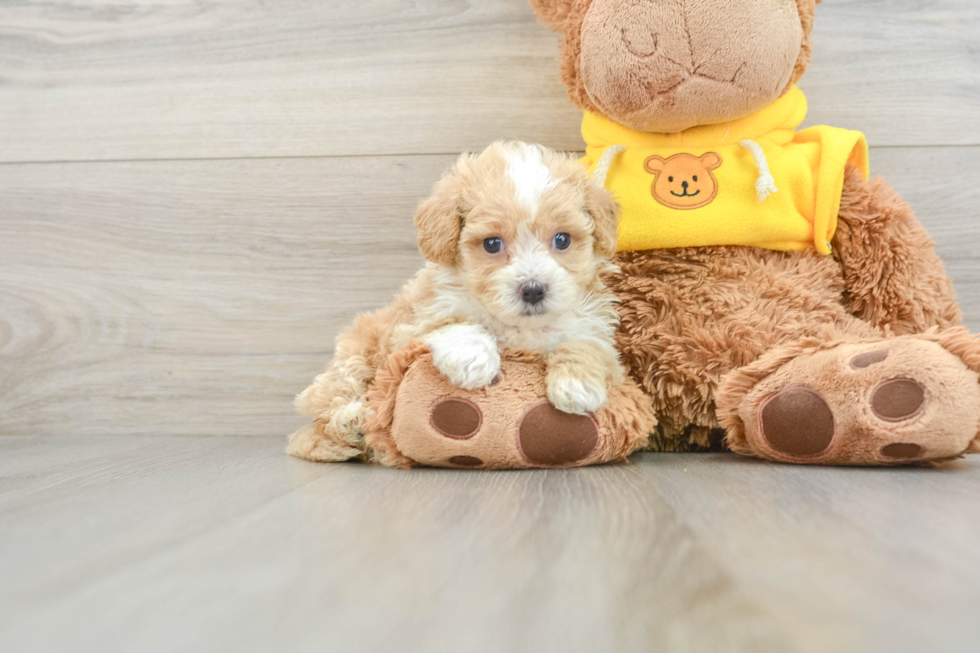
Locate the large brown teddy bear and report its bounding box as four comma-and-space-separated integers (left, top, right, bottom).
523, 0, 980, 465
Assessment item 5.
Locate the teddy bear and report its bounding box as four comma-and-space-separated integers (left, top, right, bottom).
521, 0, 980, 465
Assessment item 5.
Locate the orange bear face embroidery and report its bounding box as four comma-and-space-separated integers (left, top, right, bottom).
644, 152, 723, 210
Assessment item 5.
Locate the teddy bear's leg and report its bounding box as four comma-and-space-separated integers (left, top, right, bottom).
366, 352, 654, 469
833, 166, 962, 334
716, 327, 980, 465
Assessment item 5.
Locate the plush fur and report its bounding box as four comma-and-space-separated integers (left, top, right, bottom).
530, 0, 980, 464
288, 141, 628, 463
833, 167, 961, 333
362, 342, 656, 469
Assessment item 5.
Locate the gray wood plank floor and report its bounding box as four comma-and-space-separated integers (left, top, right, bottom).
1, 1, 979, 651
2, 439, 978, 653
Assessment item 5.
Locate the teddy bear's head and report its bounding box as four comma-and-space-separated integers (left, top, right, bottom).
530, 0, 819, 133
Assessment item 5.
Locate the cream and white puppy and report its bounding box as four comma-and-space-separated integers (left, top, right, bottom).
288, 142, 624, 463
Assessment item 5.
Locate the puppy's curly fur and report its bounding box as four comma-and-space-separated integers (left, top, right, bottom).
288, 142, 625, 463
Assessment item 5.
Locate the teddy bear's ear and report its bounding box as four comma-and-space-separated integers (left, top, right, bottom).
701, 153, 723, 171
644, 156, 666, 175
414, 163, 466, 267
585, 180, 620, 259
787, 0, 820, 89
528, 0, 576, 33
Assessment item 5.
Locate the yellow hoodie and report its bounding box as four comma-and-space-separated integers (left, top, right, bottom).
582, 86, 869, 255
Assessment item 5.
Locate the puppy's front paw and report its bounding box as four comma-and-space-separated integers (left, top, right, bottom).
547, 377, 609, 415
425, 325, 501, 390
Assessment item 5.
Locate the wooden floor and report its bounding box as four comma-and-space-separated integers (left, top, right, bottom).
1, 1, 979, 651
2, 440, 979, 653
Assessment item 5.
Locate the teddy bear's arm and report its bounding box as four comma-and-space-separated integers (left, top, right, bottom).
832, 166, 962, 335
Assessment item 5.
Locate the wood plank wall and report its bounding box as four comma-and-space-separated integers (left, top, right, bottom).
1, 0, 978, 438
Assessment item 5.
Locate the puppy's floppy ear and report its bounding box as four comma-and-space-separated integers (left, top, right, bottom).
585, 180, 620, 259
414, 169, 464, 267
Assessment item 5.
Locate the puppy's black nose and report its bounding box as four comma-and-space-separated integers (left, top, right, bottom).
521, 281, 546, 305
682, 180, 689, 189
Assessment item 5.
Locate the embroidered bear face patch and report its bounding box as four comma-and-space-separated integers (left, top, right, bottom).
644, 152, 723, 210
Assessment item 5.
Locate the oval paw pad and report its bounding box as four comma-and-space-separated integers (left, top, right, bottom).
448, 455, 484, 467
760, 386, 835, 457
851, 350, 889, 369
430, 398, 482, 439
871, 379, 925, 422
880, 443, 923, 459
518, 402, 599, 466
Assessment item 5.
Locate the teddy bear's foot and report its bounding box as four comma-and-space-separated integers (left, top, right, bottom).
422, 396, 603, 469
718, 329, 980, 465
362, 346, 655, 469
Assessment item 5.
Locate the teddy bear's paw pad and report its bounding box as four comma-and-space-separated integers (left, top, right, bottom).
760, 386, 835, 457
870, 378, 925, 422
880, 443, 923, 460
430, 397, 482, 439
517, 401, 599, 466
447, 455, 484, 468
850, 349, 889, 369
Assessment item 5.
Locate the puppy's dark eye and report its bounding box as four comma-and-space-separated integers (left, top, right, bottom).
483, 237, 503, 254
668, 176, 674, 183
693, 175, 698, 182
553, 233, 571, 251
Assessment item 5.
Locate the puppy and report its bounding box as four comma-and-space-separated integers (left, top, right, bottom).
288, 141, 624, 463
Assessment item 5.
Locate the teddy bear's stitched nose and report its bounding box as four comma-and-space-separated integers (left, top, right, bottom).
682, 180, 689, 189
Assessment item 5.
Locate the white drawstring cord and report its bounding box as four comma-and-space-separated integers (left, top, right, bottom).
593, 145, 626, 189
739, 139, 778, 202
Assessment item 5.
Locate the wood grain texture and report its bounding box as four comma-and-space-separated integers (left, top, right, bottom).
0, 439, 798, 653
0, 155, 441, 437
1, 439, 978, 653
638, 453, 980, 653
2, 147, 978, 439
0, 0, 978, 163
801, 0, 980, 145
